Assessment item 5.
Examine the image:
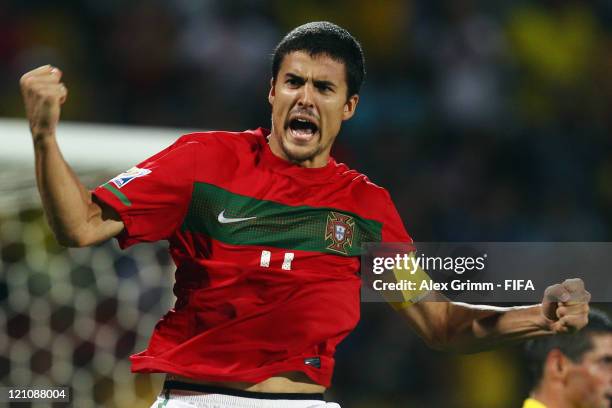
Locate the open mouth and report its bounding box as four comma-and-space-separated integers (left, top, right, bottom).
288, 116, 319, 143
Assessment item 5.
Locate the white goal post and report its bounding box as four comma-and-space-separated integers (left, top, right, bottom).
1, 118, 190, 170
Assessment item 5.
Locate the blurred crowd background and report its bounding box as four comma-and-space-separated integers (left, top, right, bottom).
1, 0, 611, 407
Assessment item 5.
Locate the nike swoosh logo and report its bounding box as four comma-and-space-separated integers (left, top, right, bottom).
217, 210, 257, 224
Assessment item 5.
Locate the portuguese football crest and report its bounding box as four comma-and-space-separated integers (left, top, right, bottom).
325, 212, 355, 255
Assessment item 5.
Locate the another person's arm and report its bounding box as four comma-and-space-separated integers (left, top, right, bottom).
20, 65, 124, 247
397, 278, 590, 353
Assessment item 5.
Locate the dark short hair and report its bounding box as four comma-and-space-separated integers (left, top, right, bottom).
524, 308, 612, 387
271, 21, 366, 99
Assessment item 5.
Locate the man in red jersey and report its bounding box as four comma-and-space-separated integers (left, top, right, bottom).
20, 22, 590, 408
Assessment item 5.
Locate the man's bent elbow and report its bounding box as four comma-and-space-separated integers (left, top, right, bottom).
420, 324, 452, 351
55, 233, 87, 248
421, 324, 476, 353
54, 227, 95, 248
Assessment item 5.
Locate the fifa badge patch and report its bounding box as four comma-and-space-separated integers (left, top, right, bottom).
325, 211, 355, 255
110, 167, 151, 188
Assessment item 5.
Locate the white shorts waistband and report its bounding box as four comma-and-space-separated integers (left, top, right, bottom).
152, 389, 341, 408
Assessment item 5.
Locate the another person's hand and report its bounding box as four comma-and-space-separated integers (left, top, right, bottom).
541, 278, 590, 334
20, 65, 68, 142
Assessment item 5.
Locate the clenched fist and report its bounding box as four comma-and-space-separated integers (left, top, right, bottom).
542, 278, 591, 334
20, 65, 68, 141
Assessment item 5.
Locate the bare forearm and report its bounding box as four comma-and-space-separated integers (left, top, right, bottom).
442, 302, 554, 353
401, 299, 553, 352
33, 135, 98, 246
22, 66, 124, 246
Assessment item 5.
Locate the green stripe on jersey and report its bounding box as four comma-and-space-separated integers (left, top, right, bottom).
181, 182, 382, 256
102, 183, 132, 207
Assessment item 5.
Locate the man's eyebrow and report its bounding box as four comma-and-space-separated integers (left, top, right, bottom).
285, 73, 305, 82
313, 79, 336, 89
284, 73, 336, 89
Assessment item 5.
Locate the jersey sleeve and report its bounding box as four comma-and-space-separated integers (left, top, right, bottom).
92, 135, 199, 249
379, 190, 430, 308
380, 190, 414, 245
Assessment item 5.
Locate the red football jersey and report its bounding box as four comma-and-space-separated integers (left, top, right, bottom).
92, 128, 412, 387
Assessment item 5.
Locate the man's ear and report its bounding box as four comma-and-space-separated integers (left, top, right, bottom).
544, 349, 570, 381
342, 94, 359, 121
268, 78, 275, 106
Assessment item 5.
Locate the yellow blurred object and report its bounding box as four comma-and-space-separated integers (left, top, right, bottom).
508, 3, 601, 85
451, 350, 520, 408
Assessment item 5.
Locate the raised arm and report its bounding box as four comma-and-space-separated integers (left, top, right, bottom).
20, 65, 124, 247
397, 278, 590, 353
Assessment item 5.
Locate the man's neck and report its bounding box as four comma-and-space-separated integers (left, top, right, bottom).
267, 129, 329, 169
531, 383, 573, 408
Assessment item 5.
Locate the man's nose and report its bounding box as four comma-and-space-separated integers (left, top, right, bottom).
297, 82, 314, 108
